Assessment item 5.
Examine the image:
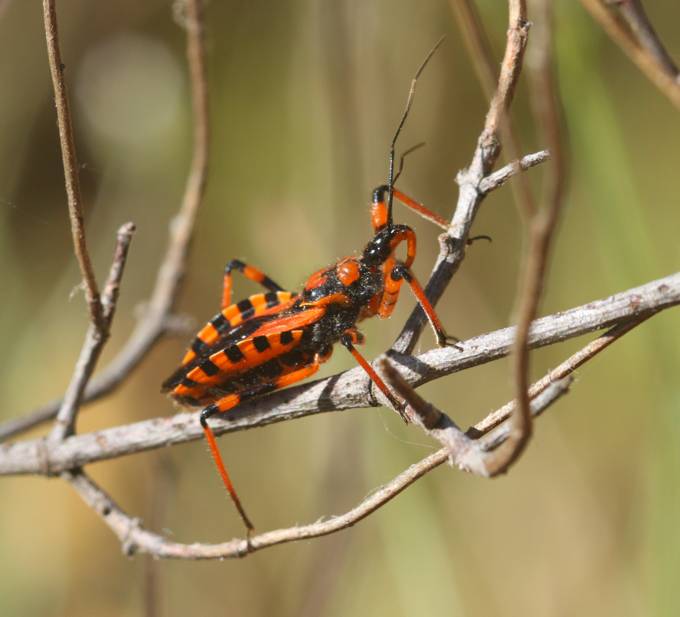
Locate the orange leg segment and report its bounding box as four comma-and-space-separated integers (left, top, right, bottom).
199, 359, 323, 533
370, 185, 448, 231
392, 189, 449, 230
222, 259, 285, 310
392, 264, 462, 349
340, 330, 408, 422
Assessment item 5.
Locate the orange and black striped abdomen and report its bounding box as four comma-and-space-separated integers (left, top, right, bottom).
163, 305, 327, 405
169, 329, 306, 404
178, 290, 298, 367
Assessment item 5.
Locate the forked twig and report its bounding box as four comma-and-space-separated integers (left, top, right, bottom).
450, 0, 537, 220
579, 0, 680, 109
51, 223, 136, 441
381, 358, 573, 477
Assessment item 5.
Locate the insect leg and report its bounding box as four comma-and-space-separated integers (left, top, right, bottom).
200, 393, 255, 532
339, 330, 408, 422
200, 357, 323, 532
222, 259, 285, 309
370, 185, 448, 231
393, 188, 449, 230
390, 264, 462, 349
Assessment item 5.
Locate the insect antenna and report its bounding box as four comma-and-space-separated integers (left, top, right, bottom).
392, 141, 426, 185
387, 35, 445, 226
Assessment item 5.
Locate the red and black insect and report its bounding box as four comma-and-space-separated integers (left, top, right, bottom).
162, 41, 459, 532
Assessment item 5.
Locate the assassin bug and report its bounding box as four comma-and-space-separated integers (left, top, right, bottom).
162, 39, 460, 533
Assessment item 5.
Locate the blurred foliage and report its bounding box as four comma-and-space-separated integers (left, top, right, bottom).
0, 1, 679, 616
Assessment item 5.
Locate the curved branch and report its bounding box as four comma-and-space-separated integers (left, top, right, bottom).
488, 0, 567, 477
42, 0, 103, 329
579, 0, 680, 109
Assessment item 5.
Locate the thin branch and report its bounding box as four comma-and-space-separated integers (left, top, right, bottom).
486, 0, 568, 477
42, 0, 103, 330
394, 0, 531, 354
2, 271, 677, 476
478, 150, 550, 194
150, 0, 209, 321
615, 0, 679, 79
450, 0, 537, 220
50, 223, 136, 441
63, 450, 448, 559
471, 314, 651, 436
579, 0, 680, 109
0, 0, 210, 443
381, 360, 573, 477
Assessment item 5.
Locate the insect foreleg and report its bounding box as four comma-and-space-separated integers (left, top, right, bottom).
390, 264, 462, 349
339, 329, 408, 422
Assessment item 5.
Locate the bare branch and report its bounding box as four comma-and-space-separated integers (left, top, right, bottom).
42, 0, 103, 330
382, 360, 572, 477
486, 0, 568, 477
2, 271, 677, 476
478, 150, 550, 194
450, 0, 537, 220
471, 315, 651, 437
64, 446, 449, 560
615, 0, 679, 78
579, 0, 680, 109
150, 0, 209, 320
0, 0, 211, 443
394, 1, 532, 354
50, 223, 136, 441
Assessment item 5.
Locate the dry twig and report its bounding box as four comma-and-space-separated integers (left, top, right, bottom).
50, 223, 136, 441
42, 0, 135, 441
42, 0, 103, 331
579, 0, 680, 109
449, 0, 537, 219
487, 0, 567, 477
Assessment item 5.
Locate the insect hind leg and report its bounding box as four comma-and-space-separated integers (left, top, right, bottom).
199, 357, 324, 533
222, 259, 286, 309
200, 394, 256, 532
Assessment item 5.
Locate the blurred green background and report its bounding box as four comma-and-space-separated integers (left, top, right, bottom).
1, 1, 679, 616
